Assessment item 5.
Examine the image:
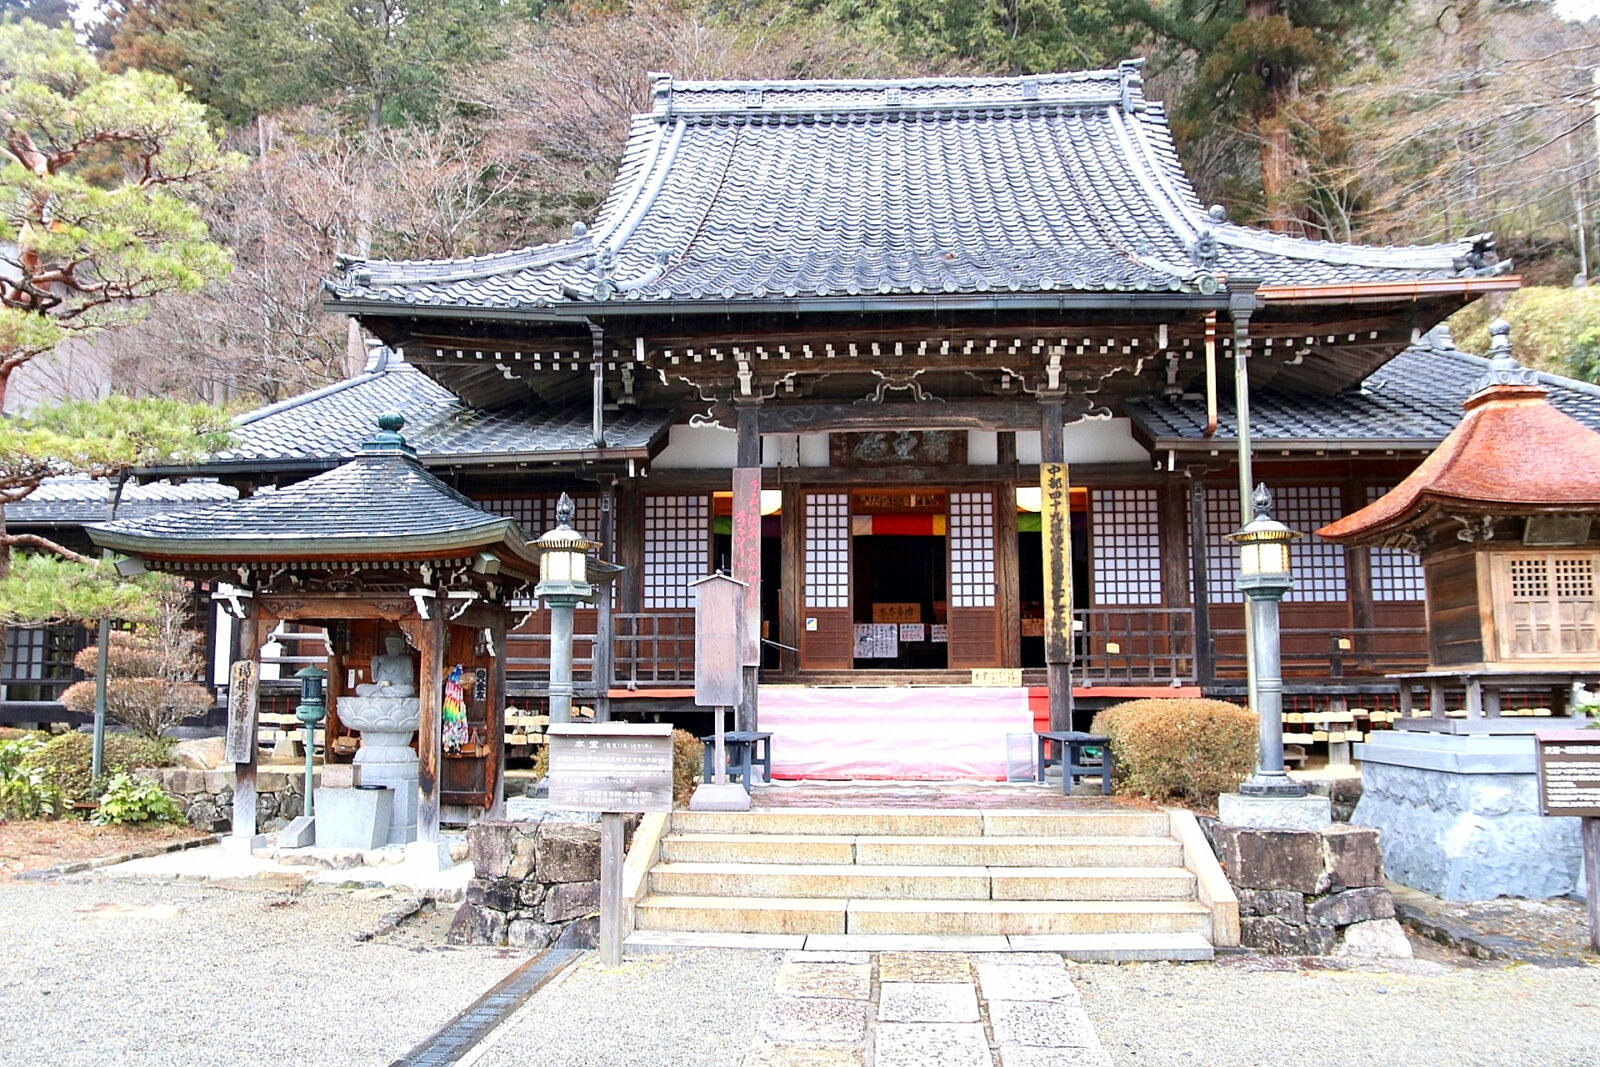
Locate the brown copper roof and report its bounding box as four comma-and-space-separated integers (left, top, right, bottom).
1318, 320, 1600, 546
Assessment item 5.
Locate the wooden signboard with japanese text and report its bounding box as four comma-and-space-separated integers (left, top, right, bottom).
1536, 730, 1600, 817
547, 723, 674, 814
225, 659, 259, 765
1040, 462, 1073, 665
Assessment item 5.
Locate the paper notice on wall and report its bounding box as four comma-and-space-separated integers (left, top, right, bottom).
899, 623, 926, 643
853, 623, 899, 659
930, 624, 949, 643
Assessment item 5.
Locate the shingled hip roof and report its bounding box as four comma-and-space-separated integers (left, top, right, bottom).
1318, 323, 1600, 545
91, 415, 540, 569
324, 65, 1508, 316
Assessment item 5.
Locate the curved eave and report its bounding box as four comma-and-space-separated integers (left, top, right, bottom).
325, 289, 1234, 322
1147, 435, 1443, 455
1256, 276, 1520, 306
89, 522, 539, 572
1318, 494, 1600, 546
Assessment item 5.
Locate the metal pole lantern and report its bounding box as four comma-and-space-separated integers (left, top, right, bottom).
294, 665, 327, 816
1227, 485, 1307, 798
534, 493, 599, 725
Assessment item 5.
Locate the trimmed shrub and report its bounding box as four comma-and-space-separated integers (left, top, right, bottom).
672, 729, 703, 806
1089, 698, 1257, 805
20, 732, 174, 806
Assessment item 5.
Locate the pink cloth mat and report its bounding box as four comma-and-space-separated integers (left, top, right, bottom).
758, 685, 1033, 780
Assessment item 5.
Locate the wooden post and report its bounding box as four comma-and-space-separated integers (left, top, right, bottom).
1160, 479, 1192, 681
600, 811, 625, 966
407, 610, 447, 844
1343, 477, 1375, 668
595, 478, 616, 722
734, 403, 762, 730
488, 607, 509, 819
1188, 468, 1216, 686
779, 479, 802, 678
226, 603, 265, 843
1585, 816, 1599, 952
996, 479, 1021, 669
1040, 397, 1072, 731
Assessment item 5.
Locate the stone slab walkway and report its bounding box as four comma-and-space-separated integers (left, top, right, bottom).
741, 950, 1112, 1067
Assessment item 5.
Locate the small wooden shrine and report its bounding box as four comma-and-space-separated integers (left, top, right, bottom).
89, 413, 543, 844
1319, 321, 1600, 713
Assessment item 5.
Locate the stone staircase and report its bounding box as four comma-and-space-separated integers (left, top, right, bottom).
625, 807, 1232, 960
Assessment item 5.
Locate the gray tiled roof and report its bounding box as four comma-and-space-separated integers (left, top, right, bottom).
157, 353, 673, 474
92, 431, 532, 560
9, 477, 237, 525
325, 67, 1506, 314
1126, 329, 1600, 448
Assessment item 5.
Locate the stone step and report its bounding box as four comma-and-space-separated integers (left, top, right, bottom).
845, 898, 1212, 937
648, 862, 1196, 901
621, 930, 1213, 961
853, 835, 1183, 869
633, 894, 1210, 937
668, 808, 1170, 839
660, 833, 857, 865
634, 895, 849, 936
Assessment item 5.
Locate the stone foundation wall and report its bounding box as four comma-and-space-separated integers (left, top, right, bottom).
151, 767, 311, 833
1203, 820, 1411, 958
447, 814, 638, 951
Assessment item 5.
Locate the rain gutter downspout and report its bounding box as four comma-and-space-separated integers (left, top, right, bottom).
588, 320, 605, 449
1203, 312, 1219, 438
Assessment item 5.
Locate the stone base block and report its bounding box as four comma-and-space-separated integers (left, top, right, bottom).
278, 815, 316, 848
406, 839, 454, 871
1220, 792, 1332, 831
690, 781, 753, 812
220, 833, 269, 856
315, 787, 392, 850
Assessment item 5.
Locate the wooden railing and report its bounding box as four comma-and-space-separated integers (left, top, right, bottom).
1073, 608, 1196, 683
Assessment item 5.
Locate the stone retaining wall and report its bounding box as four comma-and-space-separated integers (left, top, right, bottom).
150, 767, 312, 833
448, 815, 638, 950
1203, 820, 1411, 958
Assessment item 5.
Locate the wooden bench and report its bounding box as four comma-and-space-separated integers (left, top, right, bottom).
700, 730, 773, 789
1035, 730, 1113, 796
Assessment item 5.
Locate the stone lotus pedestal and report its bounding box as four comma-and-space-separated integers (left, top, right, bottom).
336, 694, 420, 845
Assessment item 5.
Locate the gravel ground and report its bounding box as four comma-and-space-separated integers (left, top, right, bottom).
1078, 955, 1600, 1067
462, 948, 785, 1067
0, 878, 523, 1066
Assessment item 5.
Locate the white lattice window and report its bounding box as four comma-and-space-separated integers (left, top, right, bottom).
1205, 485, 1347, 604
1204, 487, 1244, 605
949, 490, 996, 608
1091, 488, 1162, 606
478, 495, 603, 543
1366, 485, 1426, 601
804, 492, 849, 608
644, 495, 709, 609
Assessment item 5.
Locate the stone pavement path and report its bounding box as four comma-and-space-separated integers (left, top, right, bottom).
742, 950, 1111, 1067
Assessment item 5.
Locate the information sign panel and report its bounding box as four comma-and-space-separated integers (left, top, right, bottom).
547, 723, 674, 813
1536, 730, 1600, 817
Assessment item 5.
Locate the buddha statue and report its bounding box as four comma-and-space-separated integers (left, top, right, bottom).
356, 634, 417, 698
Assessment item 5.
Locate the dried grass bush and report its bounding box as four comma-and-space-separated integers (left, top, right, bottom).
1089, 698, 1258, 805
60, 588, 213, 741
672, 729, 703, 807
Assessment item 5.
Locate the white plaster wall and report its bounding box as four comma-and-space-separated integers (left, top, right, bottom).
651, 424, 737, 469
798, 433, 830, 467
967, 430, 998, 465
1016, 418, 1151, 466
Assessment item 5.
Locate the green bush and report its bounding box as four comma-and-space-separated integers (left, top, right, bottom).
21, 732, 174, 806
92, 773, 184, 826
1090, 698, 1258, 805
672, 729, 703, 807
0, 734, 64, 819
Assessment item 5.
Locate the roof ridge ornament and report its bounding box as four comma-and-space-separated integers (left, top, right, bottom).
1118, 58, 1146, 113
1465, 318, 1543, 401
362, 411, 417, 458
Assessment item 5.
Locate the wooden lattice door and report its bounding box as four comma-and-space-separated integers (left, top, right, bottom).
947, 490, 1001, 668
1495, 552, 1600, 659
801, 491, 852, 669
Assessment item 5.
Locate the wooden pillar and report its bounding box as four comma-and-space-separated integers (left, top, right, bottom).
995, 479, 1021, 668
1160, 479, 1193, 681
225, 600, 266, 842
733, 402, 762, 730
1343, 477, 1375, 665
1187, 467, 1216, 686
405, 610, 447, 844
488, 607, 509, 819
594, 478, 616, 722
1040, 398, 1073, 730
779, 479, 802, 678
617, 480, 644, 615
